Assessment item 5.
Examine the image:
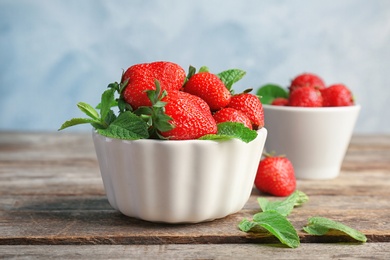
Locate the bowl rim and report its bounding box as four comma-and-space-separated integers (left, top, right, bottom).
93, 127, 267, 144
263, 104, 361, 113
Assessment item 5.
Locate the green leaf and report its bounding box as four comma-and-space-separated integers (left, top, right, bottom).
258, 191, 309, 217
117, 98, 133, 113
217, 69, 246, 91
58, 118, 101, 131
103, 110, 117, 126
153, 110, 174, 132
303, 217, 367, 243
256, 84, 288, 104
77, 102, 100, 120
217, 122, 257, 143
198, 122, 257, 143
198, 66, 209, 73
185, 65, 197, 82
198, 134, 235, 141
240, 211, 300, 248
119, 79, 129, 94
100, 88, 116, 122
95, 99, 118, 110
97, 111, 149, 140
238, 218, 268, 233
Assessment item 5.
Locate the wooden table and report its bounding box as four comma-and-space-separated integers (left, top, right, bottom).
1, 132, 389, 259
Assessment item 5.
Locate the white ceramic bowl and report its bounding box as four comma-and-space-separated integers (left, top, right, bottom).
263, 104, 360, 180
92, 128, 267, 223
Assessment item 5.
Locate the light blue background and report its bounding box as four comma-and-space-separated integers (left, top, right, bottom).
1, 0, 389, 133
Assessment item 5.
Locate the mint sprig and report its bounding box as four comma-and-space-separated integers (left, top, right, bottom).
58, 82, 150, 140
239, 191, 367, 248
59, 87, 117, 131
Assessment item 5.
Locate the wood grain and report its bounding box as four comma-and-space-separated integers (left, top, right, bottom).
1, 132, 390, 247
1, 243, 390, 259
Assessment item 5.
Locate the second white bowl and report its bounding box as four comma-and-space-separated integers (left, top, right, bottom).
263, 104, 360, 179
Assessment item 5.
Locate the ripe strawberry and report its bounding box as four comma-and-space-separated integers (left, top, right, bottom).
321, 84, 354, 107
122, 61, 186, 110
254, 156, 296, 197
183, 72, 231, 111
213, 107, 253, 130
290, 73, 326, 93
159, 90, 217, 140
271, 97, 289, 106
227, 93, 264, 129
288, 87, 323, 107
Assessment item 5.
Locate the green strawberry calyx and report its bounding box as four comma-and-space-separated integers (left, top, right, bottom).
133, 80, 174, 139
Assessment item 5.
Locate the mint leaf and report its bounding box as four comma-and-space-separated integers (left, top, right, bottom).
198, 122, 257, 143
77, 102, 100, 120
198, 134, 235, 141
58, 118, 100, 131
95, 99, 118, 110
217, 69, 246, 91
239, 211, 300, 248
97, 111, 149, 140
258, 190, 309, 216
303, 217, 367, 242
256, 84, 288, 104
217, 122, 257, 143
238, 218, 268, 233
100, 88, 116, 123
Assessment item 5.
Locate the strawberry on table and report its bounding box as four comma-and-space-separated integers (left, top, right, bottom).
213, 107, 252, 130
227, 92, 264, 129
122, 61, 186, 110
183, 72, 231, 111
160, 90, 217, 140
289, 73, 326, 93
288, 86, 323, 107
254, 155, 296, 197
321, 84, 354, 107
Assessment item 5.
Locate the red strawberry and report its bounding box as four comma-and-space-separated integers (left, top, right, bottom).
122, 61, 186, 110
321, 84, 354, 107
160, 90, 217, 140
227, 93, 264, 129
290, 73, 326, 93
254, 156, 296, 197
271, 97, 289, 106
213, 107, 252, 130
183, 72, 231, 111
288, 87, 323, 107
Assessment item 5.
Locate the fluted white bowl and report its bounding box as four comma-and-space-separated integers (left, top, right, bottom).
92, 128, 267, 223
263, 104, 360, 179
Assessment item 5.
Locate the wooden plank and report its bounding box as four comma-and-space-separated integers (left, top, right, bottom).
1, 190, 389, 245
1, 133, 390, 246
1, 243, 390, 259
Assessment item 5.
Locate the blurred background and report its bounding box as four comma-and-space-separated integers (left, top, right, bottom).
1, 0, 389, 133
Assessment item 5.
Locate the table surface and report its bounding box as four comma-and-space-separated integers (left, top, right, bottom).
1, 132, 389, 259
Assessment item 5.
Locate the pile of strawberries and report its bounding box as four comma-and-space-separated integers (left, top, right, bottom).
122, 61, 264, 140
272, 73, 355, 107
